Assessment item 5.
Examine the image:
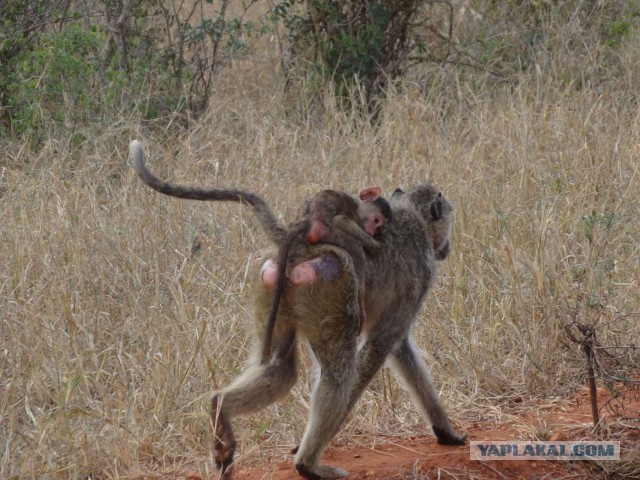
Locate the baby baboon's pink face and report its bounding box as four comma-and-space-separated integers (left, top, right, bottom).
363, 212, 386, 236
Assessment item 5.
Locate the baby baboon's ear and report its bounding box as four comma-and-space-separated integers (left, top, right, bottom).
359, 186, 381, 202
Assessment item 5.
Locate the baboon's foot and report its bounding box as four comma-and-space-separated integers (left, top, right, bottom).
295, 463, 349, 480
433, 425, 467, 445
211, 396, 237, 477
213, 438, 236, 477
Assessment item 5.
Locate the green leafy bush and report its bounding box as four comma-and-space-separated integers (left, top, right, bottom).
3, 22, 100, 133
0, 0, 255, 138
275, 0, 448, 116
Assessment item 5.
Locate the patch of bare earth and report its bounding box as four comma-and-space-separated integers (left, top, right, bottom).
184, 386, 639, 480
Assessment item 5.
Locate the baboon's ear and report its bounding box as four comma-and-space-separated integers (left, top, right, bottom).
430, 192, 443, 220
359, 186, 381, 202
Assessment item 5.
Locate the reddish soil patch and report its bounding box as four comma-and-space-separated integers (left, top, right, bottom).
231, 437, 568, 480
187, 386, 639, 479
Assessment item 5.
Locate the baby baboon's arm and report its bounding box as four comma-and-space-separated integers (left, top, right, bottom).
330, 215, 381, 256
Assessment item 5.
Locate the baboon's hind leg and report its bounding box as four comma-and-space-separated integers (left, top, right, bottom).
294, 340, 357, 479
211, 331, 297, 477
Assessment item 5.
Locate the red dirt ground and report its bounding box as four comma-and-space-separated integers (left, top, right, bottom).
185, 386, 639, 480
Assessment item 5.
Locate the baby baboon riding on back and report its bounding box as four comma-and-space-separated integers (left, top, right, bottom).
261, 187, 392, 361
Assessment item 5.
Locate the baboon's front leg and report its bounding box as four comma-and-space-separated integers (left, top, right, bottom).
388, 336, 466, 445
331, 215, 381, 256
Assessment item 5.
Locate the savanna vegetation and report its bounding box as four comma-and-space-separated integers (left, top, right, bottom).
1, 1, 639, 478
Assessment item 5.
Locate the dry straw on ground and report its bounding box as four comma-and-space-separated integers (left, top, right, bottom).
2, 25, 640, 480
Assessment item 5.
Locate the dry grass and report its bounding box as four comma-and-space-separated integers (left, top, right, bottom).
2, 24, 640, 480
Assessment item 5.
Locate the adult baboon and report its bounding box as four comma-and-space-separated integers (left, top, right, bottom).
212, 186, 465, 480
127, 141, 464, 479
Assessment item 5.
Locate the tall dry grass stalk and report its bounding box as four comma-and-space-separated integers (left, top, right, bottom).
2, 32, 640, 479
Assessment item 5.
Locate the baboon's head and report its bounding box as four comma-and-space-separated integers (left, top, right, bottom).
397, 185, 453, 261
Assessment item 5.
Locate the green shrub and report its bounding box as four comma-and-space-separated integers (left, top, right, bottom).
3, 22, 100, 133
0, 0, 255, 138
275, 0, 445, 117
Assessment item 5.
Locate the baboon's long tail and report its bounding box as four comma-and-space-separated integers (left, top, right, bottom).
261, 220, 308, 363
129, 140, 286, 244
